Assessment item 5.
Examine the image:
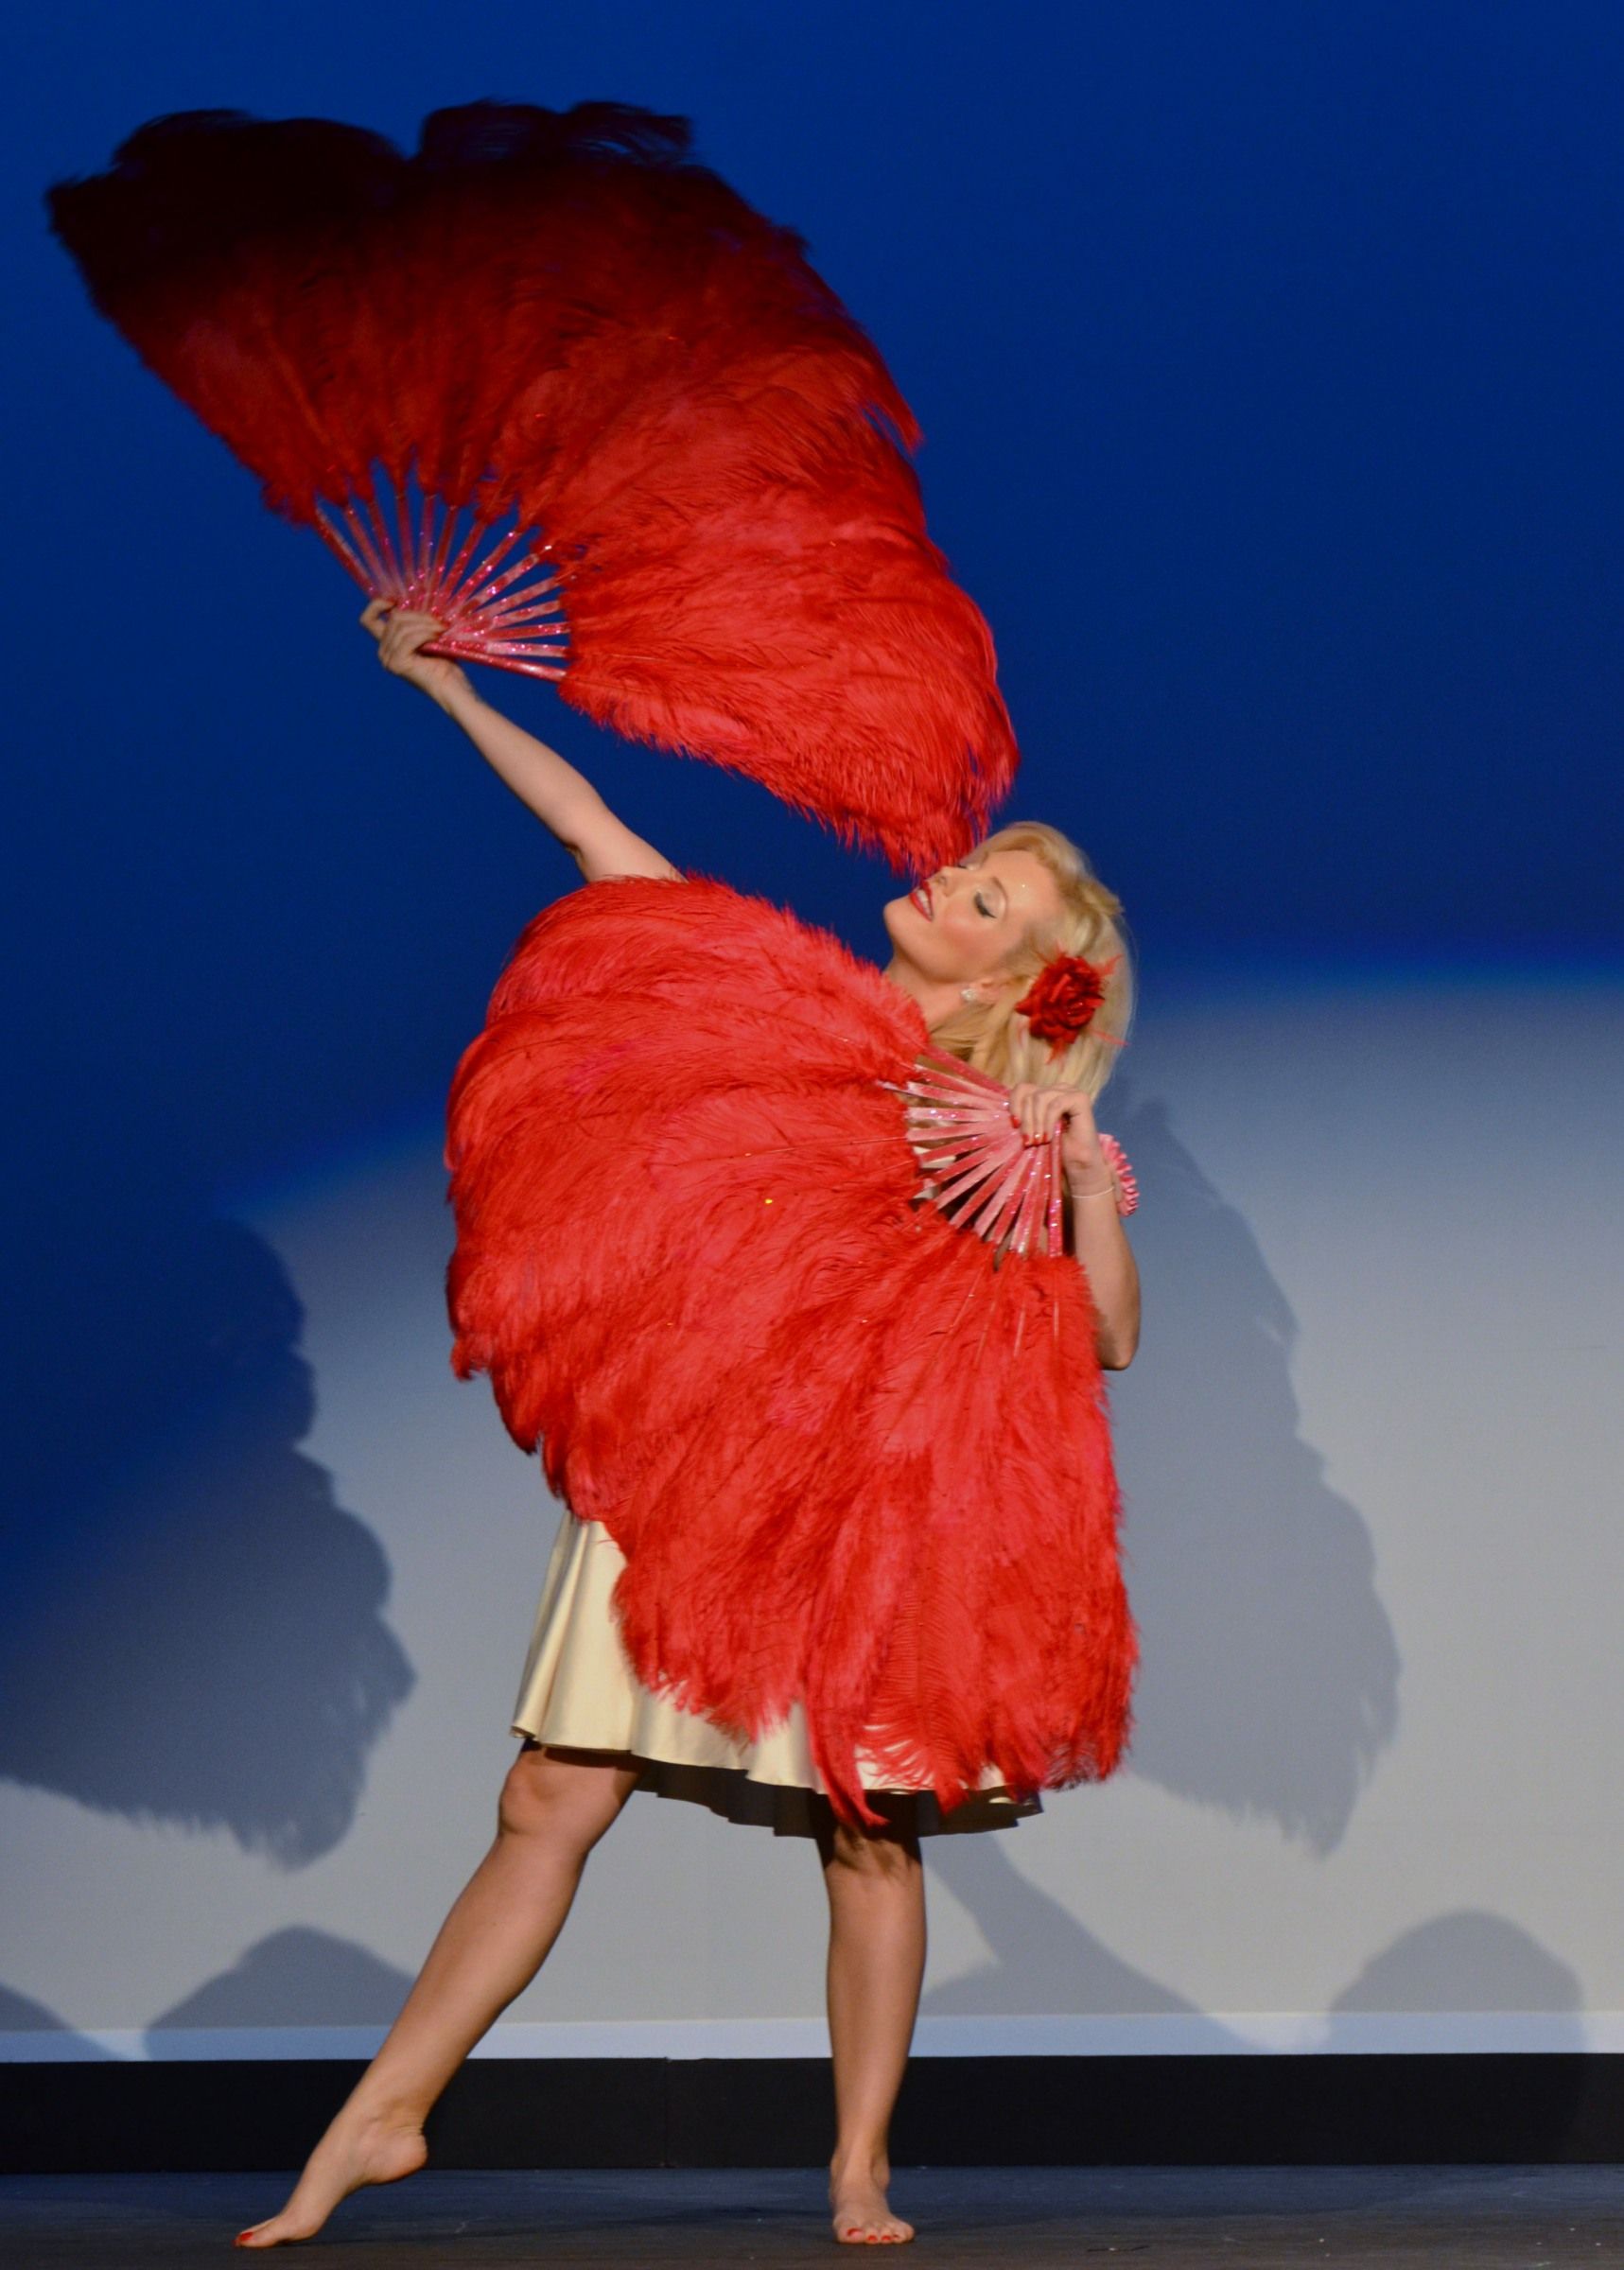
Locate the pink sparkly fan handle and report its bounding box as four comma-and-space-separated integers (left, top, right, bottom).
1096, 1131, 1139, 1216
315, 479, 570, 682
880, 1045, 1138, 1257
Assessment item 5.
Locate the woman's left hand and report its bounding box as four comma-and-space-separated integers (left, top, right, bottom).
1006, 1081, 1116, 1199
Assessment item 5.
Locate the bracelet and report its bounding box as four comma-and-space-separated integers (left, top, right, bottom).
1066, 1179, 1117, 1201
1067, 1133, 1139, 1218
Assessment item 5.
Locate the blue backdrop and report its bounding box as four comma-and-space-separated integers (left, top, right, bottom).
3, 3, 1619, 1877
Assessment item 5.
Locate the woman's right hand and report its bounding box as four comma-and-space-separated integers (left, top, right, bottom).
359, 598, 470, 705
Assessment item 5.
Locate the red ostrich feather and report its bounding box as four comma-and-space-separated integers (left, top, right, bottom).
443, 875, 1138, 1825
46, 100, 1017, 873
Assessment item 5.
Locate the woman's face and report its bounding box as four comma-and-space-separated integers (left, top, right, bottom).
882, 847, 1063, 989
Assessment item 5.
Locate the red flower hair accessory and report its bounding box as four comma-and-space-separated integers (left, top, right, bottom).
1012, 952, 1121, 1058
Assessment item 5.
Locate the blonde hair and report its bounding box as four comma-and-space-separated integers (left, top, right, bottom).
923, 820, 1135, 1099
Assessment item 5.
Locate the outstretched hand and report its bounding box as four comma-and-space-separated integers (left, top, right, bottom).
1007, 1080, 1117, 1198
359, 598, 469, 704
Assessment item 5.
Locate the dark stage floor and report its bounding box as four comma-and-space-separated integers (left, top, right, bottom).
0, 2166, 1620, 2265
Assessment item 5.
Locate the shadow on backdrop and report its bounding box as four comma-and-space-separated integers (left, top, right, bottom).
924, 1829, 1238, 2033
1334, 1912, 1585, 2034
148, 1928, 414, 2040
0, 1042, 414, 1868
1101, 1074, 1401, 1854
919, 1837, 1591, 2147
0, 1985, 117, 2058
925, 1815, 1583, 2039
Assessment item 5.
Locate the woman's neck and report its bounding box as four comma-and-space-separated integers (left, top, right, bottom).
880, 952, 958, 1037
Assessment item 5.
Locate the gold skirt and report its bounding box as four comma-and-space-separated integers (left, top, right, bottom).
511, 1509, 1039, 1838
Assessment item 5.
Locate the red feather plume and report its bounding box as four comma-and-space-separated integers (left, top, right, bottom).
443, 875, 1137, 1825
46, 101, 1018, 873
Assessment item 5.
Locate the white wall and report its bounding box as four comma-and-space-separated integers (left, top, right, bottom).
3, 963, 1619, 2061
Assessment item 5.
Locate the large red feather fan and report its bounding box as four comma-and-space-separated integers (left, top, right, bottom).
46, 101, 1018, 873
445, 875, 1137, 1825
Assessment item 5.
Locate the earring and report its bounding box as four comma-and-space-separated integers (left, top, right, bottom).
960, 986, 978, 1004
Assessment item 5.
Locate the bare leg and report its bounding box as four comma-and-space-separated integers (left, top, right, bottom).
235, 1744, 638, 2248
817, 1812, 925, 2246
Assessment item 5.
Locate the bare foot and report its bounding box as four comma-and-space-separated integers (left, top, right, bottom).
233, 2107, 428, 2247
830, 2156, 915, 2245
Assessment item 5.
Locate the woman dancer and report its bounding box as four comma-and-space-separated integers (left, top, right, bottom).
236, 604, 1141, 2253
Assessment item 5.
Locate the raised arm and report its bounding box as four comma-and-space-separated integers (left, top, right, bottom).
1009, 1077, 1141, 1371
361, 601, 683, 883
